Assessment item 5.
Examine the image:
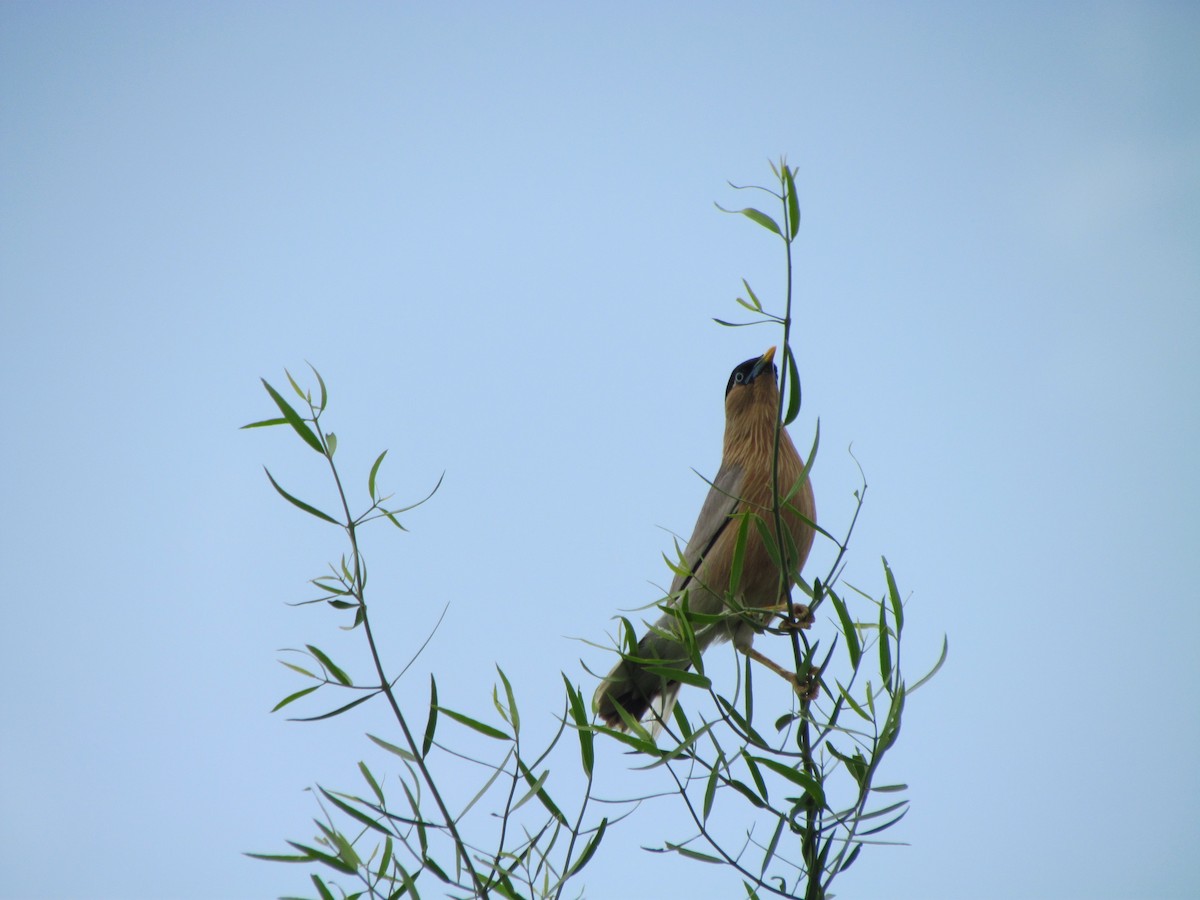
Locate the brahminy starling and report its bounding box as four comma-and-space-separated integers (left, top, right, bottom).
594, 346, 816, 731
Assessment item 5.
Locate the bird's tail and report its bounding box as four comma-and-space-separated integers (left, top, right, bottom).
593, 626, 692, 735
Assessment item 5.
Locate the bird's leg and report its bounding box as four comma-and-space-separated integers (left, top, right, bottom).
741, 646, 822, 702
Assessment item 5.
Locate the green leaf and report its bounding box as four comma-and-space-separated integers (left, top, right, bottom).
511, 768, 549, 813
837, 680, 871, 722
716, 203, 782, 236
567, 817, 607, 877
827, 586, 862, 668
368, 450, 388, 500
744, 754, 769, 803
884, 556, 904, 634
841, 842, 862, 872
760, 816, 785, 876
783, 344, 802, 426
783, 165, 800, 240
752, 516, 783, 573
562, 676, 594, 777
307, 644, 353, 686
878, 599, 893, 686
871, 783, 909, 793
661, 842, 724, 864
715, 697, 770, 747
285, 368, 307, 401
643, 666, 711, 689
713, 317, 777, 328
519, 759, 569, 825
459, 746, 513, 822
285, 841, 357, 875
742, 279, 763, 311
376, 837, 393, 881
496, 666, 520, 735
728, 512, 752, 594
326, 432, 337, 457
244, 851, 311, 866
909, 634, 949, 694
358, 761, 385, 805
311, 873, 336, 900
271, 684, 320, 712
307, 361, 328, 412
289, 691, 375, 722
367, 732, 417, 762
318, 787, 396, 838
261, 378, 324, 454
702, 764, 719, 823
422, 676, 438, 758
747, 755, 826, 807
726, 778, 767, 808
859, 806, 909, 836
263, 468, 339, 524
240, 416, 288, 429
436, 706, 510, 741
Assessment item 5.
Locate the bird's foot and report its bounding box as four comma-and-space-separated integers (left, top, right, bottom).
743, 648, 822, 702
762, 603, 815, 632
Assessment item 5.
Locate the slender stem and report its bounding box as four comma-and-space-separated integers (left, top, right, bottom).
315, 418, 490, 898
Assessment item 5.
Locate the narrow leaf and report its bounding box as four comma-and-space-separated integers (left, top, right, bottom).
271, 684, 320, 712
285, 841, 356, 875
721, 205, 782, 235
760, 816, 785, 876
783, 344, 802, 426
497, 666, 520, 734
663, 843, 724, 864
311, 873, 336, 900
748, 755, 826, 807
702, 765, 719, 823
742, 278, 763, 311
368, 450, 388, 500
828, 587, 862, 668
643, 666, 711, 689
264, 468, 339, 524
436, 706, 510, 741
422, 676, 438, 758
567, 817, 607, 877
261, 379, 324, 454
511, 768, 550, 813
358, 761, 385, 805
783, 165, 800, 239
562, 676, 594, 777
909, 635, 949, 694
307, 361, 328, 412
318, 787, 395, 838
878, 599, 893, 686
367, 733, 417, 762
884, 556, 904, 633
240, 417, 288, 430
289, 691, 375, 722
307, 644, 353, 686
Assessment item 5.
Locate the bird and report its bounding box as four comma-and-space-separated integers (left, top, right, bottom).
594, 346, 817, 732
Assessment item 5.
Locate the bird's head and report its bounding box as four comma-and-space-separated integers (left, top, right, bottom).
722, 346, 783, 455
723, 346, 781, 431
726, 345, 778, 398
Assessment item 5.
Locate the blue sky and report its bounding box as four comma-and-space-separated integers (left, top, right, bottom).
2, 3, 1197, 898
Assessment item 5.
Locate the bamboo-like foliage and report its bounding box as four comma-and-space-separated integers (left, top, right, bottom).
244, 160, 944, 899
242, 372, 606, 900
593, 160, 947, 898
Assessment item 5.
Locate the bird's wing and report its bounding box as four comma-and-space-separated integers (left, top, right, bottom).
669, 460, 745, 595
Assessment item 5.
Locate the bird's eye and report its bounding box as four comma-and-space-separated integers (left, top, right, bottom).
734, 372, 745, 384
